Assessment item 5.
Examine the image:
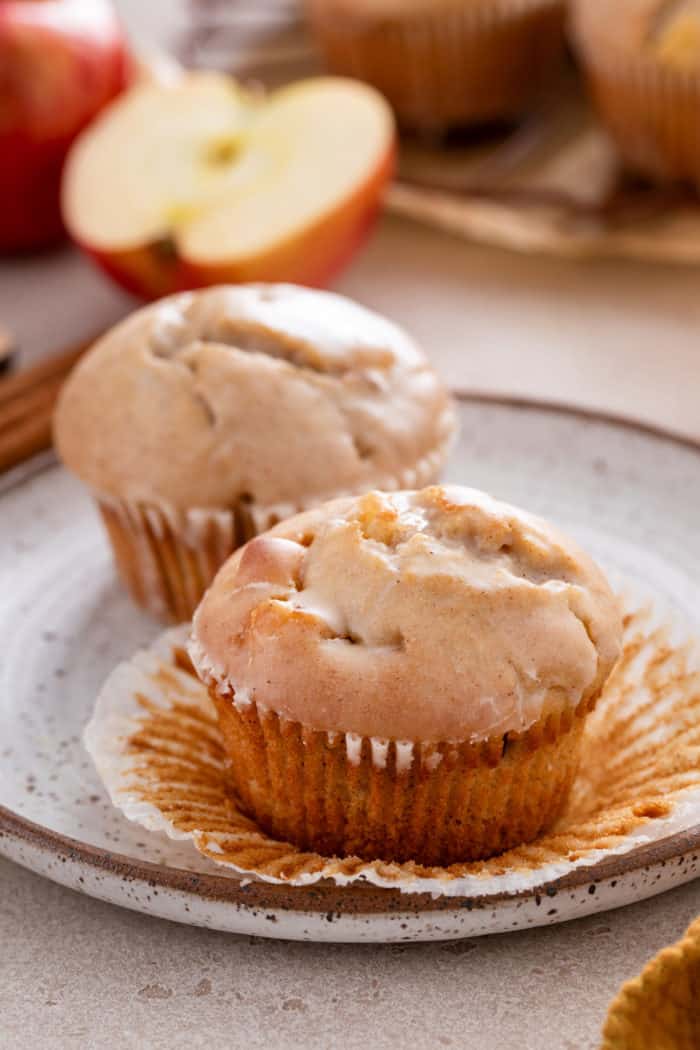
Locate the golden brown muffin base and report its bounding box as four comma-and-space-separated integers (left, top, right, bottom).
578, 45, 700, 183
210, 689, 596, 867
306, 0, 566, 131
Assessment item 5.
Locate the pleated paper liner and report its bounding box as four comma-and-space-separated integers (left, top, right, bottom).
97, 499, 233, 624
580, 53, 700, 186
570, 0, 700, 188
97, 495, 268, 624
601, 914, 700, 1050
84, 602, 700, 896
305, 0, 565, 132
210, 689, 593, 867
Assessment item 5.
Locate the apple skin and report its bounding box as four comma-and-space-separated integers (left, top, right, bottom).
0, 0, 129, 253
76, 142, 396, 300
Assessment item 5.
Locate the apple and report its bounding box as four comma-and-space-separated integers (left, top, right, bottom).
0, 0, 129, 253
62, 73, 396, 298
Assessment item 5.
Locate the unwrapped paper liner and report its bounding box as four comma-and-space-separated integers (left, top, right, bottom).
83, 606, 700, 898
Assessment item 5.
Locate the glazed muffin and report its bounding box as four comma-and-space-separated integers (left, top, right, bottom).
572, 0, 700, 183
189, 485, 622, 866
306, 0, 567, 132
54, 285, 455, 623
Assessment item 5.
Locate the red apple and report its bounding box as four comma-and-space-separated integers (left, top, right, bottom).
0, 0, 129, 252
62, 73, 396, 298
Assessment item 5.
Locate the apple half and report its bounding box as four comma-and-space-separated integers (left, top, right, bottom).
62, 73, 395, 298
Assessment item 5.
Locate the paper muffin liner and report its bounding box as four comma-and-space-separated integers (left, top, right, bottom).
93, 430, 454, 624
575, 39, 700, 184
83, 605, 700, 895
209, 687, 592, 866
97, 497, 242, 624
306, 0, 566, 131
602, 914, 700, 1050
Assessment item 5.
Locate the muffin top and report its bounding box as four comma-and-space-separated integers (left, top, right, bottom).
573, 0, 700, 69
54, 285, 454, 512
190, 485, 622, 743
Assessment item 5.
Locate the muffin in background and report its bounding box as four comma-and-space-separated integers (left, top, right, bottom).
54, 285, 455, 623
305, 0, 567, 132
190, 485, 622, 866
572, 0, 700, 183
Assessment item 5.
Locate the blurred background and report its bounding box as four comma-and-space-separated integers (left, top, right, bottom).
1, 0, 699, 477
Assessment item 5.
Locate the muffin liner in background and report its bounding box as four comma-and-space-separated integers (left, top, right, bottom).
572, 27, 700, 183
83, 602, 700, 894
601, 914, 700, 1050
97, 496, 285, 624
94, 440, 452, 624
306, 0, 566, 131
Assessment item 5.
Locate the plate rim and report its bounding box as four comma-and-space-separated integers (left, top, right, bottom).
1, 803, 700, 915
2, 393, 699, 917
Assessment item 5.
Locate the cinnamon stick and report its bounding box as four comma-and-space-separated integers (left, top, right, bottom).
0, 333, 99, 473
0, 339, 91, 409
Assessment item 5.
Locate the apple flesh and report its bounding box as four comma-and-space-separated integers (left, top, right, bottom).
62, 74, 396, 298
0, 0, 129, 253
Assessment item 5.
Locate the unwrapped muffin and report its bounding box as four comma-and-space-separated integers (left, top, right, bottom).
306, 0, 567, 132
190, 485, 622, 866
572, 0, 700, 182
54, 285, 455, 623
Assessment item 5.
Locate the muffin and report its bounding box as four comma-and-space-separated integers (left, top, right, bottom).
189, 485, 622, 866
54, 285, 455, 623
305, 0, 567, 132
602, 915, 700, 1050
572, 0, 700, 183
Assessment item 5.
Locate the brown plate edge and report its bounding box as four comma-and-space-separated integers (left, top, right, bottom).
452, 391, 700, 454
1, 803, 699, 916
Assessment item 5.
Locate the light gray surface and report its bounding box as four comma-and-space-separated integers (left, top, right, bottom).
1, 855, 699, 1050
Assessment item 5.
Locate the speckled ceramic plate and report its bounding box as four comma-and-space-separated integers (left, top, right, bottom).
1, 398, 699, 943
